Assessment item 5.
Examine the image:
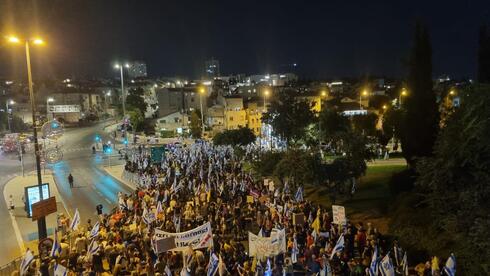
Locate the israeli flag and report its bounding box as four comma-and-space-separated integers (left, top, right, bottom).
54, 263, 68, 276
264, 258, 272, 276
87, 239, 100, 255
379, 253, 395, 276
443, 253, 456, 276
50, 230, 62, 258
69, 209, 80, 231
89, 221, 100, 240
295, 186, 303, 202
258, 228, 264, 237
330, 234, 345, 260
142, 207, 155, 225
401, 252, 409, 276
20, 249, 34, 275
291, 236, 299, 264
156, 201, 163, 214
369, 246, 379, 276
165, 265, 172, 276
207, 253, 219, 276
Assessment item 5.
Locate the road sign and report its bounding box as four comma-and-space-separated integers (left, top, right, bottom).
25, 183, 50, 217
31, 197, 57, 221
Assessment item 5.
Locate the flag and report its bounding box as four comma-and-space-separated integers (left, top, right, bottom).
379, 253, 395, 276
89, 221, 100, 239
264, 258, 272, 276
291, 236, 299, 264
320, 256, 331, 276
218, 254, 226, 276
142, 207, 155, 225
443, 254, 456, 276
50, 230, 62, 258
156, 201, 163, 214
400, 252, 409, 276
164, 265, 172, 276
54, 263, 68, 276
207, 253, 219, 276
173, 215, 181, 232
330, 234, 344, 260
69, 209, 80, 231
295, 186, 303, 202
20, 249, 34, 275
311, 216, 321, 234
87, 239, 100, 256
258, 228, 264, 237
369, 246, 379, 276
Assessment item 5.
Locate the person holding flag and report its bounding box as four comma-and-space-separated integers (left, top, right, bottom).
443, 253, 456, 276
207, 253, 219, 276
379, 252, 395, 276
19, 249, 34, 276
69, 208, 80, 231
89, 221, 100, 240
295, 186, 303, 202
54, 263, 68, 276
369, 246, 379, 276
50, 230, 62, 258
330, 234, 345, 260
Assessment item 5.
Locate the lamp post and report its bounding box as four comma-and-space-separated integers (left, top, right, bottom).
5, 99, 15, 133
263, 89, 270, 149
7, 35, 47, 240
114, 63, 130, 148
360, 90, 368, 110
399, 88, 407, 108
199, 87, 206, 134
46, 97, 54, 120
318, 90, 327, 147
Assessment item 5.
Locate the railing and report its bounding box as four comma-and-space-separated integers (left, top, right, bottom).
0, 256, 24, 276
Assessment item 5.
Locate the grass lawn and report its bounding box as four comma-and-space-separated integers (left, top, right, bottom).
304, 164, 406, 232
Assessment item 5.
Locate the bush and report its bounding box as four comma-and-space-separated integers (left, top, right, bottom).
388, 168, 416, 195
213, 127, 256, 146
251, 151, 285, 177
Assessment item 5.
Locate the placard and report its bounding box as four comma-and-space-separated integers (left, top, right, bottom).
24, 183, 50, 217
154, 222, 213, 251
293, 213, 305, 225
332, 205, 346, 224
31, 197, 57, 221
246, 196, 254, 203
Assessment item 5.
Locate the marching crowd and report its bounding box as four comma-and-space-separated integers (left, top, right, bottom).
15, 142, 456, 276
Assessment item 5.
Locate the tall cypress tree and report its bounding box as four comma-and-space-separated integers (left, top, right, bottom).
478, 25, 490, 83
401, 22, 439, 166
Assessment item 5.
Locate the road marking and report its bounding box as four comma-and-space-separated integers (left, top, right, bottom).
3, 175, 26, 253
104, 197, 111, 204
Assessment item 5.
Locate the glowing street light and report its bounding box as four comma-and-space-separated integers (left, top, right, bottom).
382, 104, 388, 110
6, 35, 48, 239
360, 89, 368, 110
399, 88, 408, 107
199, 87, 206, 133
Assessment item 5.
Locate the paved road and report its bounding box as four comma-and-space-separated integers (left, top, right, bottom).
0, 123, 132, 265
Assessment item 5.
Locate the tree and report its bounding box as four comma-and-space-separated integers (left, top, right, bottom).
262, 89, 316, 146
413, 86, 490, 274
351, 113, 378, 136
127, 109, 144, 132
382, 108, 404, 144
401, 22, 439, 166
478, 25, 490, 83
213, 127, 256, 146
126, 87, 147, 114
273, 149, 325, 189
189, 109, 202, 138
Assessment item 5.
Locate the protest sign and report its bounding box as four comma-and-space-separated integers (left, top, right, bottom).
154, 222, 213, 251
332, 205, 346, 224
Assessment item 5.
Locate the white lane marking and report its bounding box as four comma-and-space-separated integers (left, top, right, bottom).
2, 176, 26, 253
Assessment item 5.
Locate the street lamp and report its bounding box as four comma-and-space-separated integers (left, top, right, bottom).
199, 87, 206, 134
7, 35, 47, 239
263, 89, 270, 112
5, 99, 15, 132
114, 63, 130, 147
318, 90, 327, 147
360, 89, 368, 110
46, 97, 54, 120
399, 88, 407, 107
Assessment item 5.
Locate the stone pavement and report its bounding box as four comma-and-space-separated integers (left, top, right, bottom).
2, 171, 69, 256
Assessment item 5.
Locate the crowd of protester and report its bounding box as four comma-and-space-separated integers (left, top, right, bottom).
15, 142, 456, 276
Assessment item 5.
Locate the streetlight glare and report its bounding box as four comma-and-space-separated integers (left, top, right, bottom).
199, 87, 205, 94
7, 36, 20, 43
321, 90, 327, 97
124, 63, 130, 68
114, 64, 120, 69
33, 38, 44, 45
47, 97, 55, 102
362, 90, 368, 96
449, 90, 455, 96
8, 100, 15, 105
264, 90, 270, 96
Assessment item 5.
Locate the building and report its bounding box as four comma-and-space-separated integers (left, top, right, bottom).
223, 96, 247, 130
128, 61, 148, 79
155, 111, 190, 134
205, 58, 220, 78
155, 87, 207, 119
206, 105, 225, 134
245, 101, 262, 136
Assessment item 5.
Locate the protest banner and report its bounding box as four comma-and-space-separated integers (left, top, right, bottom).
246, 196, 254, 203
332, 205, 346, 224
154, 222, 213, 251
293, 213, 305, 225
154, 237, 176, 253
248, 229, 286, 257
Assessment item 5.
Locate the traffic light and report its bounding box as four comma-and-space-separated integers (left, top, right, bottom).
95, 134, 101, 142
123, 139, 128, 145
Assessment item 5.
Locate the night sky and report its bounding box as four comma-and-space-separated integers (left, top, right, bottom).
1, 0, 489, 79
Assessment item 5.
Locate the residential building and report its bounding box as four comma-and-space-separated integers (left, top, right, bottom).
155, 111, 189, 133
224, 96, 247, 130
245, 101, 262, 136
155, 87, 207, 118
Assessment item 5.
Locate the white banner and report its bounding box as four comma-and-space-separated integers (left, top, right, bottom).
248, 228, 286, 257
332, 205, 346, 224
154, 222, 213, 251
49, 105, 80, 113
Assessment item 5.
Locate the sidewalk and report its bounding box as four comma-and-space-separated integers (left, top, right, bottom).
103, 164, 136, 190
3, 171, 69, 256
